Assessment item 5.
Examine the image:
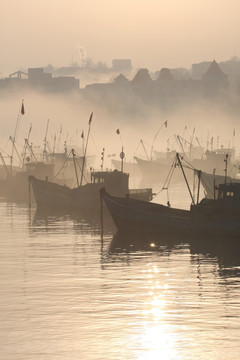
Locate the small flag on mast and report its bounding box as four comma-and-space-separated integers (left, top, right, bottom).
21, 101, 25, 115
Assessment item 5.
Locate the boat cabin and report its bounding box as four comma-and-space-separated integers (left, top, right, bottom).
91, 170, 129, 197
217, 182, 240, 200
25, 162, 54, 180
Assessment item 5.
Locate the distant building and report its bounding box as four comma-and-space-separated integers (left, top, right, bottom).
112, 59, 132, 72
131, 68, 151, 84
202, 60, 228, 84
191, 61, 211, 79
113, 73, 129, 84
192, 60, 228, 85
0, 67, 79, 92
28, 67, 51, 81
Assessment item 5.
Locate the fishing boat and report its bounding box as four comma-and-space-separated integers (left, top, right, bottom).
111, 158, 140, 177
0, 160, 54, 202
134, 152, 178, 180
199, 171, 240, 199
29, 169, 153, 211
192, 147, 236, 176
101, 153, 240, 238
101, 182, 240, 238
193, 152, 240, 199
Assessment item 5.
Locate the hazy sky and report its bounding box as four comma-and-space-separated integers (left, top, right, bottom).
1, 0, 240, 76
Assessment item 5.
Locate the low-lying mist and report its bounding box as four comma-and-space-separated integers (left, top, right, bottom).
0, 88, 239, 169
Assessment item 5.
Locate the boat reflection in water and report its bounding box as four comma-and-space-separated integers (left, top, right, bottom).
108, 229, 240, 279
24, 199, 240, 360
108, 229, 185, 253
31, 203, 116, 236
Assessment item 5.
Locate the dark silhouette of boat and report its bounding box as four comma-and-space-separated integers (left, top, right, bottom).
199, 170, 240, 199
0, 161, 54, 203
192, 147, 236, 176
101, 154, 240, 238
101, 182, 240, 238
29, 169, 153, 211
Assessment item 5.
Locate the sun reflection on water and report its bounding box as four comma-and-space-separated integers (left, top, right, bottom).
135, 263, 182, 360
137, 324, 180, 360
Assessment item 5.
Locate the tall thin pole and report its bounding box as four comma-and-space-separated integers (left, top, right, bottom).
80, 112, 93, 187
197, 170, 201, 204
72, 149, 79, 187
11, 101, 23, 173
213, 168, 216, 200
224, 154, 228, 186
22, 123, 32, 166
120, 146, 124, 172
100, 148, 105, 170
150, 121, 167, 160
176, 153, 195, 204
43, 119, 49, 161
140, 139, 149, 160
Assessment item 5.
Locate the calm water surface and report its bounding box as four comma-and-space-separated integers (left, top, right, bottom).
1, 182, 240, 360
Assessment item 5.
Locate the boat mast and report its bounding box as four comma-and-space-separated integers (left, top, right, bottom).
196, 170, 201, 204
10, 101, 24, 174
224, 154, 228, 185
100, 148, 105, 170
43, 119, 49, 162
150, 121, 167, 160
116, 129, 124, 172
24, 138, 38, 163
120, 147, 125, 172
71, 149, 79, 187
80, 112, 93, 187
22, 123, 32, 167
140, 139, 149, 160
176, 153, 195, 204
9, 136, 23, 167
195, 136, 204, 159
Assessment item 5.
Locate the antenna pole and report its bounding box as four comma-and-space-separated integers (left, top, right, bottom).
176, 153, 195, 204
224, 154, 228, 185
72, 149, 79, 187
80, 112, 93, 186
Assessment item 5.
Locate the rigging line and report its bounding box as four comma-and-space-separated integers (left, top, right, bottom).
133, 140, 141, 157
2, 138, 11, 153
72, 149, 89, 183
49, 151, 72, 182
89, 133, 100, 155
141, 139, 151, 148
162, 156, 178, 187
152, 156, 177, 198
72, 149, 91, 178
150, 121, 167, 160
178, 154, 199, 172
76, 157, 88, 183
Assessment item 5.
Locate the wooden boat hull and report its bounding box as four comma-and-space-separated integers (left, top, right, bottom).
101, 189, 240, 238
29, 172, 153, 211
134, 156, 183, 181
